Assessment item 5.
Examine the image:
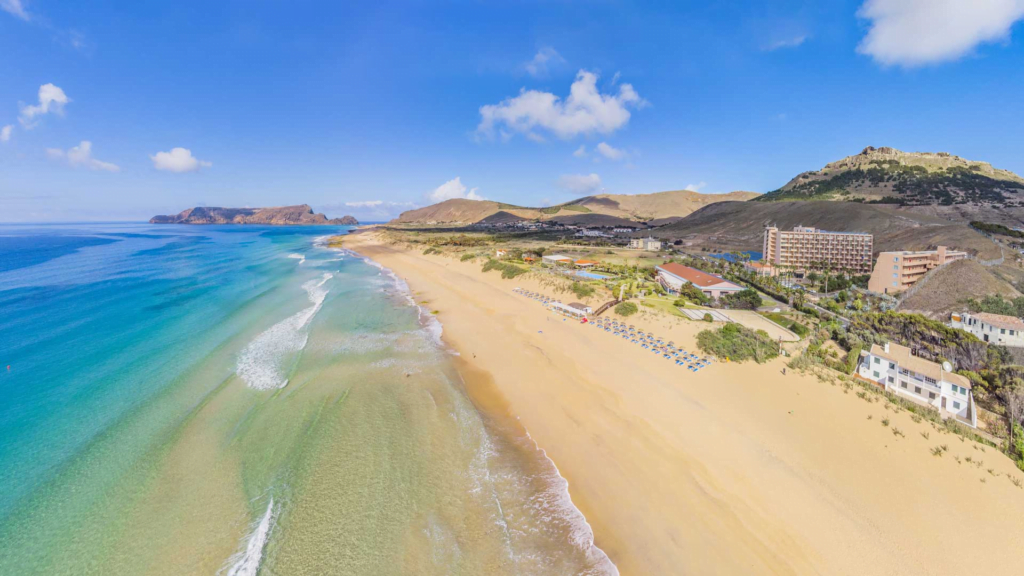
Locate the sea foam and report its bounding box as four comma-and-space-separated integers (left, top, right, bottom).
237, 273, 333, 390
222, 497, 276, 576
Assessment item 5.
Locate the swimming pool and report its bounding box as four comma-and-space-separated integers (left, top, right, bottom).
576, 271, 612, 280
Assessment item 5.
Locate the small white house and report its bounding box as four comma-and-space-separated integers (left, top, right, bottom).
950, 311, 1024, 347
495, 249, 508, 258
858, 342, 976, 427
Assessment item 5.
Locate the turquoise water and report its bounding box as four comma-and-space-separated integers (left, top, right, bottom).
575, 271, 612, 280
0, 223, 614, 575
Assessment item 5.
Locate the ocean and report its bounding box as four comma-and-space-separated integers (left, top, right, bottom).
0, 223, 615, 575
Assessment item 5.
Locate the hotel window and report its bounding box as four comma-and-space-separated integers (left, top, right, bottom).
889, 362, 895, 370
929, 392, 936, 400
873, 357, 879, 364
915, 386, 922, 394
873, 371, 880, 379
1002, 329, 1006, 335
925, 377, 936, 385
888, 376, 894, 384
900, 381, 908, 389
953, 401, 961, 410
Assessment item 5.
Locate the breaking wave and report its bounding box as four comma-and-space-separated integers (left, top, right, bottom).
287, 253, 305, 264
221, 497, 277, 576
237, 273, 333, 390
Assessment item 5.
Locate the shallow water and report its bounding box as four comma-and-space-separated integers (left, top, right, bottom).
0, 223, 614, 575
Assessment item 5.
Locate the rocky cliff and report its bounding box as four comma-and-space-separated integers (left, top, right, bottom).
150, 204, 358, 225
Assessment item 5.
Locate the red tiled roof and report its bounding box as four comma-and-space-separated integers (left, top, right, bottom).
656, 263, 737, 288
575, 259, 599, 265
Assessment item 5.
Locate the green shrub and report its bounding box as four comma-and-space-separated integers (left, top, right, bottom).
614, 302, 638, 316
844, 345, 863, 374
423, 247, 440, 255
789, 321, 810, 337
678, 283, 710, 305
571, 282, 596, 299
460, 253, 476, 262
696, 323, 779, 363
722, 288, 762, 310
500, 265, 526, 279
703, 313, 714, 322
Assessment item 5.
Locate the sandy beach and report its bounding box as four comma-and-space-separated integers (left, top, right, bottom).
345, 230, 1024, 576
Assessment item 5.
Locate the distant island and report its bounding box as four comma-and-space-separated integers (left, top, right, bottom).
150, 204, 358, 225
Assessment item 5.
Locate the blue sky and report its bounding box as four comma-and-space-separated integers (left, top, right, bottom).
3, 0, 1024, 222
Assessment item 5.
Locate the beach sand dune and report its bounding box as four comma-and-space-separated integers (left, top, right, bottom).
346, 231, 1024, 576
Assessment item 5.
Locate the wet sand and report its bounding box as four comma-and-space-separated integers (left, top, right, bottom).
346, 230, 1024, 576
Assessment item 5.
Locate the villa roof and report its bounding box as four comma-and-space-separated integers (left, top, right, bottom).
971, 312, 1024, 332
575, 259, 599, 265
656, 263, 737, 289
569, 302, 590, 310
869, 343, 971, 389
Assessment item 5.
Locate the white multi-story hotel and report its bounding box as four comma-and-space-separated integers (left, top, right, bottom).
763, 225, 874, 273
858, 342, 976, 427
950, 311, 1024, 347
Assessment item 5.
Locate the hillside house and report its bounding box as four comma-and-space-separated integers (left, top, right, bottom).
950, 312, 1024, 347
858, 342, 976, 427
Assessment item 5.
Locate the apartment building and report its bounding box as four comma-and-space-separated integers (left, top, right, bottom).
950, 311, 1024, 347
857, 342, 976, 427
629, 237, 662, 251
868, 246, 968, 294
762, 226, 874, 273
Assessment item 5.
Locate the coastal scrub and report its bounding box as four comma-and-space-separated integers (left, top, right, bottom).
697, 323, 778, 363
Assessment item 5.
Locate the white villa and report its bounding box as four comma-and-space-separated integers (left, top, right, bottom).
858, 342, 976, 427
950, 311, 1024, 347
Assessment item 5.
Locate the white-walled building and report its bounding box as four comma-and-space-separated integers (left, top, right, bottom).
950, 311, 1024, 347
542, 254, 573, 266
655, 263, 744, 299
629, 237, 662, 251
858, 342, 976, 427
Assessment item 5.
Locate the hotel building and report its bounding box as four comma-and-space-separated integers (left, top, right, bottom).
629, 237, 662, 251
762, 226, 874, 274
867, 246, 967, 294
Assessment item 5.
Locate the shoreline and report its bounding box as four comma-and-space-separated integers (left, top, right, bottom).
343, 229, 1024, 575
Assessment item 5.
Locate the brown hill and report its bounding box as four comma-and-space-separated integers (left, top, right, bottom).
757, 146, 1024, 212
898, 260, 1021, 319
391, 190, 759, 226
151, 204, 357, 225
652, 201, 1001, 259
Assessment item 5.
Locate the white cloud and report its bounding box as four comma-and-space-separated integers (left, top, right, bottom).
524, 47, 566, 77
345, 200, 384, 208
477, 70, 647, 141
1, 0, 29, 20
684, 182, 708, 192
573, 145, 587, 158
0, 125, 12, 142
46, 141, 120, 172
525, 132, 546, 143
428, 177, 485, 203
558, 173, 603, 196
149, 147, 212, 172
19, 83, 70, 128
596, 142, 627, 161
763, 35, 807, 51
857, 0, 1024, 67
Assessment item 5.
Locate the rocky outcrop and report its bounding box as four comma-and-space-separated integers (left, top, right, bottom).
150, 205, 358, 225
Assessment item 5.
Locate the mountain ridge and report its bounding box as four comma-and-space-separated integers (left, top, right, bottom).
390, 189, 760, 226
151, 204, 358, 225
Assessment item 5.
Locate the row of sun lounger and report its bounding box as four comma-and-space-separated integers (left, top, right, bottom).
589, 317, 715, 372
513, 288, 715, 371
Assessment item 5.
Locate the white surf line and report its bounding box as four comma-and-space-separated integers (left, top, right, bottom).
222, 497, 277, 576
287, 253, 306, 264
237, 272, 333, 390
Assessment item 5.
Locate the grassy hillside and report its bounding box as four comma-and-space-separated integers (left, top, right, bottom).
651, 200, 1001, 259
756, 146, 1024, 208
898, 260, 1021, 319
